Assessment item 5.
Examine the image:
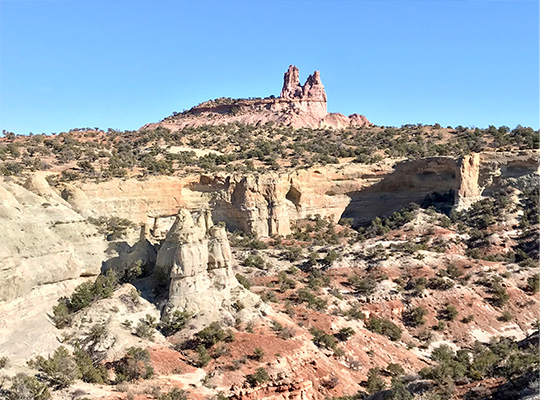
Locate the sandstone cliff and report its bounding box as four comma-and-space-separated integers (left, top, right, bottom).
142, 65, 371, 130
0, 174, 109, 364
0, 150, 535, 306
0, 174, 107, 303
59, 150, 538, 238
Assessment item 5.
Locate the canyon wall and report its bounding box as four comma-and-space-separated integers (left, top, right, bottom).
1, 150, 535, 305
59, 150, 539, 238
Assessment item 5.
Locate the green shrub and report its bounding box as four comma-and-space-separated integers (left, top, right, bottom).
402, 307, 428, 327
344, 305, 365, 320
307, 269, 330, 289
158, 388, 189, 400
283, 246, 303, 262
195, 322, 234, 347
120, 261, 143, 283
158, 310, 192, 336
277, 271, 296, 292
489, 282, 509, 307
134, 314, 157, 340
244, 254, 266, 269
261, 290, 278, 303
347, 276, 377, 296
51, 300, 72, 329
73, 347, 108, 384
323, 250, 340, 265
406, 277, 427, 294
335, 327, 355, 342
526, 274, 540, 293
68, 281, 95, 312
252, 348, 264, 361
420, 344, 468, 388
53, 270, 118, 327
440, 305, 458, 321
366, 317, 402, 341
7, 373, 51, 400
461, 314, 474, 323
196, 345, 212, 367
27, 346, 80, 389
296, 288, 327, 311
235, 273, 251, 289
366, 368, 386, 394
309, 327, 338, 351
0, 162, 23, 176
88, 216, 133, 239
246, 367, 269, 386
498, 310, 513, 322
427, 277, 455, 291
386, 363, 405, 377
114, 347, 154, 383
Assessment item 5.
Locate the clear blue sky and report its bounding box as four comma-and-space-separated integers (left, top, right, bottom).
1, 0, 538, 134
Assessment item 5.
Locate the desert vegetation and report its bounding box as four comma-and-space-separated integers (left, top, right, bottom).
1, 123, 538, 179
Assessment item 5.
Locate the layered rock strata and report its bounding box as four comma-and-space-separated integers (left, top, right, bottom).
61, 150, 539, 238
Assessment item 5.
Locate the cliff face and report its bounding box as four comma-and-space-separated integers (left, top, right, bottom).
59, 150, 539, 238
142, 65, 370, 130
0, 174, 109, 364
0, 174, 107, 303
1, 150, 535, 304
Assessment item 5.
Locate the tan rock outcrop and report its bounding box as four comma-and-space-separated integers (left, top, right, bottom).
455, 153, 482, 210
60, 176, 187, 223
455, 150, 539, 209
281, 65, 327, 103
303, 70, 327, 102
56, 151, 538, 239
156, 209, 261, 327
280, 65, 304, 100
0, 177, 107, 303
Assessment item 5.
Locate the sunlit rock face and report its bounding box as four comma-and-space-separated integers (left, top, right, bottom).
0, 174, 107, 303
155, 209, 261, 327
56, 150, 538, 239
141, 65, 370, 130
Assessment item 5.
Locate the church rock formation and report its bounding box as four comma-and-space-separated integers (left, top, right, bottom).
142, 65, 370, 130
281, 65, 327, 103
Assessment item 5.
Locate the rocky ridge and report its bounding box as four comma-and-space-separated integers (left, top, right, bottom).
142, 65, 370, 130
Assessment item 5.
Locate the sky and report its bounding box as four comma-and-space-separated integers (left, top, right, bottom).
0, 0, 538, 135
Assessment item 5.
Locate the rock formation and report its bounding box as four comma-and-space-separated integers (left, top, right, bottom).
142, 65, 370, 130
0, 174, 108, 364
0, 174, 107, 303
281, 65, 327, 103
60, 150, 539, 238
280, 65, 304, 99
302, 70, 327, 102
102, 224, 157, 275
155, 209, 261, 327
